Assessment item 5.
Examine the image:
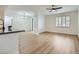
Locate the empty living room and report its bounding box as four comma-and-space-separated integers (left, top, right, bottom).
0, 5, 79, 54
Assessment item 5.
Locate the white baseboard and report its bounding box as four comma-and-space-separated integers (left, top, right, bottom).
42, 31, 78, 36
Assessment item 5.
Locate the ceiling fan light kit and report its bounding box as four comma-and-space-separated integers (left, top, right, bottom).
49, 9, 56, 12
46, 5, 62, 12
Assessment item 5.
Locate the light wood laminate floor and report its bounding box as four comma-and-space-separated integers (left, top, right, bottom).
19, 32, 79, 54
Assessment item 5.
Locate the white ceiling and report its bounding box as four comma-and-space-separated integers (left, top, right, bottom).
4, 5, 79, 15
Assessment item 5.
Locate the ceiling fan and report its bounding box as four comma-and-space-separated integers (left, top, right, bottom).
46, 5, 62, 12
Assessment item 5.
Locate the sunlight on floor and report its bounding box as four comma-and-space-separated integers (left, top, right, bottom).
19, 32, 78, 54
50, 35, 76, 53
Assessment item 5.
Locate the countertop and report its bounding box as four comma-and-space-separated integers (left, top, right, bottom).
0, 30, 25, 35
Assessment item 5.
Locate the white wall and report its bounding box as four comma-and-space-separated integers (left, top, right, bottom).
32, 13, 45, 33
45, 11, 78, 35
38, 14, 45, 33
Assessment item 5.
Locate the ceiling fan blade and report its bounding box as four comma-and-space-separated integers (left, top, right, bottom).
46, 5, 62, 12
55, 7, 62, 9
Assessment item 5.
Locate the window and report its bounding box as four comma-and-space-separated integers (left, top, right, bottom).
56, 17, 59, 26
56, 16, 70, 27
65, 16, 70, 27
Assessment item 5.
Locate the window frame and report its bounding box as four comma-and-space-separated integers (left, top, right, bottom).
56, 16, 70, 28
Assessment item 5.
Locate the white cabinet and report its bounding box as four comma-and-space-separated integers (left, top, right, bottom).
0, 33, 20, 54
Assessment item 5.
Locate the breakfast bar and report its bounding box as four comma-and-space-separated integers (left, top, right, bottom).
0, 30, 25, 54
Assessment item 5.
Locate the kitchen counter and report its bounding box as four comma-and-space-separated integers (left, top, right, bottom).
0, 30, 25, 54
0, 30, 25, 35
